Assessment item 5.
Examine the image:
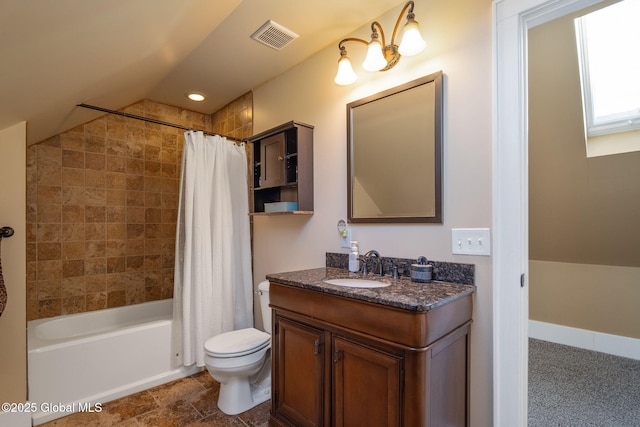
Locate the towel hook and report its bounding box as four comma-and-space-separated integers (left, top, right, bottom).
0, 227, 14, 238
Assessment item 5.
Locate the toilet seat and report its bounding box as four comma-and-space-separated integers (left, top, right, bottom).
205, 328, 270, 358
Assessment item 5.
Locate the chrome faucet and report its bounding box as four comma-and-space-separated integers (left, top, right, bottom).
361, 250, 383, 276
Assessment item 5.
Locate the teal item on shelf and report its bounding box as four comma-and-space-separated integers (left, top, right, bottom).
264, 202, 298, 212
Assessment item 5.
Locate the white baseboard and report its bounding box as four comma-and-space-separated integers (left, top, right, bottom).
0, 409, 31, 427
529, 320, 640, 360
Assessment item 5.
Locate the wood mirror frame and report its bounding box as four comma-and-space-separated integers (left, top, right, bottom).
347, 71, 443, 223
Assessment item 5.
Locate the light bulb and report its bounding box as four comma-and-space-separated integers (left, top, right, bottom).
362, 40, 387, 71
334, 56, 358, 85
187, 92, 205, 101
398, 20, 426, 56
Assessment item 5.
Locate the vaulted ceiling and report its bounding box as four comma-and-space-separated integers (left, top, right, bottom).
0, 0, 402, 144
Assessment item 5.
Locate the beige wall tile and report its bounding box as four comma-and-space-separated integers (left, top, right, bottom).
37, 185, 61, 205
106, 206, 126, 222
61, 131, 85, 151
85, 135, 106, 154
63, 259, 85, 278
61, 223, 85, 241
85, 205, 106, 222
85, 170, 106, 188
145, 176, 162, 192
36, 170, 61, 194
106, 155, 126, 172
63, 241, 85, 260
62, 168, 85, 187
106, 240, 127, 257
85, 153, 106, 170
62, 150, 85, 168
37, 242, 61, 261
62, 296, 86, 315
86, 292, 107, 311
38, 298, 62, 318
37, 260, 62, 281
107, 290, 126, 308
85, 223, 106, 240
37, 223, 61, 242
62, 277, 86, 297
37, 280, 61, 300
27, 96, 252, 319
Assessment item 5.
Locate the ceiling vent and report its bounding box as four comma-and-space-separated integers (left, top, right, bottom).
251, 20, 299, 50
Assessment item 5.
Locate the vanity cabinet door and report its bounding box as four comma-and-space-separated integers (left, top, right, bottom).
332, 336, 403, 427
273, 317, 328, 427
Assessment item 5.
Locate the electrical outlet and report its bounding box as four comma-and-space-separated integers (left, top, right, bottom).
452, 228, 491, 256
340, 227, 352, 249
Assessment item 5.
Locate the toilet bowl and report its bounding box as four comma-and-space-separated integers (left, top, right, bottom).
204, 280, 272, 415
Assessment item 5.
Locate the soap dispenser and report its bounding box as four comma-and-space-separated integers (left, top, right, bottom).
348, 241, 360, 272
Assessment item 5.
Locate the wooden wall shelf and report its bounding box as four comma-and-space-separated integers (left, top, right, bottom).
248, 121, 314, 215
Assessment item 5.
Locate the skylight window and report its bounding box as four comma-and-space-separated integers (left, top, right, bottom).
575, 0, 640, 137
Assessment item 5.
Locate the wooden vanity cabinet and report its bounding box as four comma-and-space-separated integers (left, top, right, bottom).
269, 281, 472, 427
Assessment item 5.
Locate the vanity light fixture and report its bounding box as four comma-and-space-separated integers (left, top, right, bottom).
186, 92, 206, 102
334, 1, 427, 85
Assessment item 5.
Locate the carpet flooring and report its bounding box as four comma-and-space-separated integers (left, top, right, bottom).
528, 338, 640, 426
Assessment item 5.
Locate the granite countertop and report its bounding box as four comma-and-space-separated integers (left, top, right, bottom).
266, 267, 476, 312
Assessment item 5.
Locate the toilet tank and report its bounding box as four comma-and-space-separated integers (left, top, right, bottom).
258, 280, 271, 334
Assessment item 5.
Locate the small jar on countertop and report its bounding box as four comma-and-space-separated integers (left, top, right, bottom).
410, 256, 433, 283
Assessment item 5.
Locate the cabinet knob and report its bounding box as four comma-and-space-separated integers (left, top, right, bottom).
278, 155, 284, 161
314, 339, 321, 356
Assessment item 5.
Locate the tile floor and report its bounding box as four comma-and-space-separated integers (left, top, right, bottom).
40, 371, 270, 427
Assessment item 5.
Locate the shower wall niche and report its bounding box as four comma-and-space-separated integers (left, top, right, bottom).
27, 95, 253, 320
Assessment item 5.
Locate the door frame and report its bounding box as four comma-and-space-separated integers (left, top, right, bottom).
492, 0, 606, 425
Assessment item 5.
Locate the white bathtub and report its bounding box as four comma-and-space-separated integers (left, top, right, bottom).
27, 299, 200, 425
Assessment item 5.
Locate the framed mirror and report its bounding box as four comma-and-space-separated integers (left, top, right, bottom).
347, 71, 443, 223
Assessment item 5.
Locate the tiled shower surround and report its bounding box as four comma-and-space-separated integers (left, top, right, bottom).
27, 95, 253, 320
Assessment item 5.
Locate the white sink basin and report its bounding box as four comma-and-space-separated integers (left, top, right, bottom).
323, 278, 391, 288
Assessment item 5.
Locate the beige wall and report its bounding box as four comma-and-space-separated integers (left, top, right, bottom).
0, 122, 27, 407
26, 96, 253, 320
528, 9, 640, 337
530, 260, 640, 338
251, 0, 493, 425
528, 7, 640, 267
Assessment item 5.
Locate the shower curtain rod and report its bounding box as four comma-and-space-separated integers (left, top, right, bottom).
76, 103, 244, 143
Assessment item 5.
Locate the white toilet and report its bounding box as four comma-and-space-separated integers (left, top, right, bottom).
204, 280, 272, 415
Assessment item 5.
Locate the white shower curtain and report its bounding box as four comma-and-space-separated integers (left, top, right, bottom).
173, 131, 254, 368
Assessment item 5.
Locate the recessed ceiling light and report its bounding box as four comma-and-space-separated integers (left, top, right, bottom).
187, 92, 205, 102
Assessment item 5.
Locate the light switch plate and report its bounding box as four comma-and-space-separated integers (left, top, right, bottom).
452, 228, 491, 256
